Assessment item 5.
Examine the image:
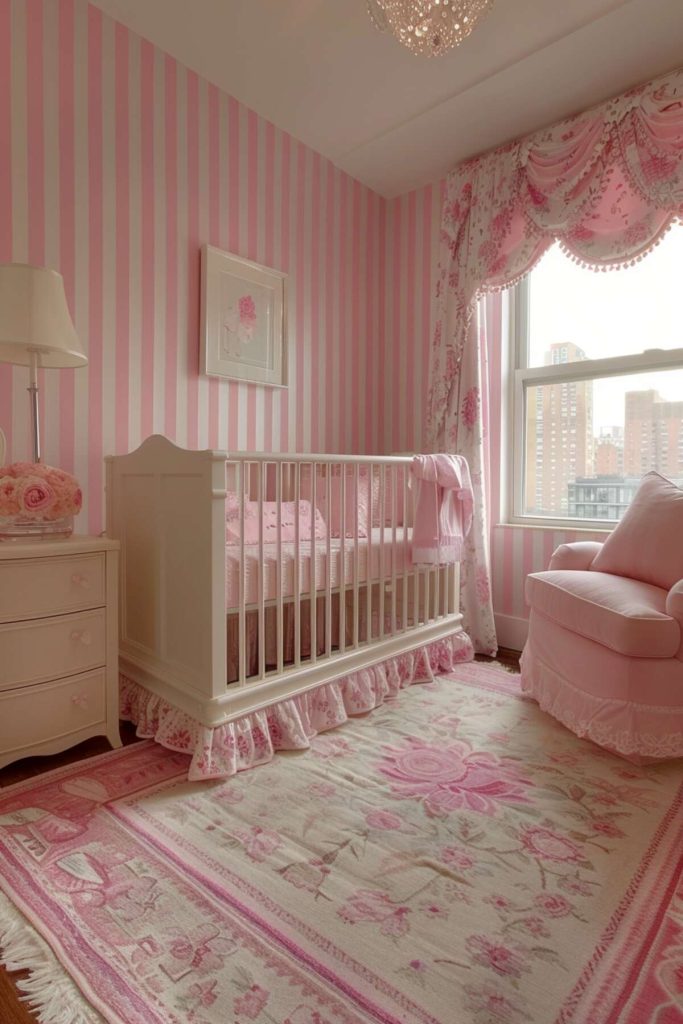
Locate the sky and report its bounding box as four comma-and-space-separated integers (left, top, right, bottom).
528, 224, 683, 432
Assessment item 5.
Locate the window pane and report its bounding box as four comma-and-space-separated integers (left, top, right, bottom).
526, 228, 683, 368
524, 369, 683, 520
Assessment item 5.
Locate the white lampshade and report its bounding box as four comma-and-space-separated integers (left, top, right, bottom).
0, 263, 87, 368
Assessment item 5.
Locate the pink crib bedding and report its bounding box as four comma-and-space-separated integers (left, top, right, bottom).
225, 526, 412, 609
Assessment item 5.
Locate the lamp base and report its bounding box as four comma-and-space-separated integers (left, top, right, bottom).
0, 515, 73, 540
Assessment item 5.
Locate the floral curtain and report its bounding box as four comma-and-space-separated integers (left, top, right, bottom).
428, 67, 683, 654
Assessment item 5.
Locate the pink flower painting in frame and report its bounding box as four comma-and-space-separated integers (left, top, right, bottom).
202, 245, 287, 387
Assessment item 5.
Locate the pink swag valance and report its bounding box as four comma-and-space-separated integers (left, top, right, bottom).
428, 67, 683, 447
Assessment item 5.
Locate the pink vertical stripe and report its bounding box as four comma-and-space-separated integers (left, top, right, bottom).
227, 95, 240, 450
114, 22, 129, 455
351, 179, 361, 453
26, 0, 46, 441
185, 71, 199, 450
263, 120, 276, 450
391, 198, 401, 453
139, 39, 155, 441
87, 4, 103, 533
295, 143, 306, 453
420, 185, 433, 452
207, 83, 220, 447
163, 55, 177, 439
245, 109, 258, 451
58, 0, 75, 472
405, 191, 417, 451
324, 161, 335, 453
0, 0, 12, 458
309, 151, 321, 452
25, 0, 44, 266
377, 198, 387, 452
279, 131, 290, 452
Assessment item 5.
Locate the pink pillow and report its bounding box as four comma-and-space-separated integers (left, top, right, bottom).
590, 472, 683, 592
225, 496, 326, 545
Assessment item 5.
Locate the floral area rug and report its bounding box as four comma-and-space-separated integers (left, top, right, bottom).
0, 663, 682, 1024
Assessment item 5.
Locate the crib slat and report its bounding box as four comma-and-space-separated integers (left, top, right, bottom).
258, 463, 266, 680
325, 463, 332, 658
339, 463, 346, 655
412, 480, 419, 631
294, 461, 301, 668
402, 466, 409, 634
379, 465, 385, 641
309, 463, 317, 665
366, 463, 373, 644
352, 464, 360, 649
238, 462, 247, 686
276, 462, 284, 676
390, 465, 397, 636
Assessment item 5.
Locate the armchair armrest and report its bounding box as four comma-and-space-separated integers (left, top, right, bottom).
549, 541, 603, 572
666, 580, 683, 622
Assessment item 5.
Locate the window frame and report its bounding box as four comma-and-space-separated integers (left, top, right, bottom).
508, 275, 683, 531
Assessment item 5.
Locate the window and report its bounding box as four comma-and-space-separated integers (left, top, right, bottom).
509, 227, 683, 527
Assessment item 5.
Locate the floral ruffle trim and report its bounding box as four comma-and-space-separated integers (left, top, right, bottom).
120, 632, 474, 781
520, 649, 683, 763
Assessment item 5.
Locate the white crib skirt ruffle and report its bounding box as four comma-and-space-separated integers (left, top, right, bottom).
119, 631, 473, 781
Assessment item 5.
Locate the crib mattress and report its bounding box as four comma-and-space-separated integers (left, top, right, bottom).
225, 527, 413, 609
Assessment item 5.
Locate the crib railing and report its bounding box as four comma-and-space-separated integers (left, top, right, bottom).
225, 453, 459, 689
106, 437, 463, 728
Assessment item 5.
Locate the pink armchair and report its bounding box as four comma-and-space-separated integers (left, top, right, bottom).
520, 473, 683, 763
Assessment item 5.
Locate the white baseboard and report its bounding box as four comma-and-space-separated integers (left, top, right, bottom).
494, 613, 528, 653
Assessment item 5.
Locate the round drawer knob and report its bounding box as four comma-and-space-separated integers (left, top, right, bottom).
71, 629, 92, 647
71, 693, 88, 708
71, 573, 91, 589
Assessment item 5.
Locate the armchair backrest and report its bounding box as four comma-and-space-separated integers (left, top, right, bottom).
591, 472, 683, 591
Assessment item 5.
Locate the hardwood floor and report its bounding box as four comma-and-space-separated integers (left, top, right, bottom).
0, 653, 522, 1023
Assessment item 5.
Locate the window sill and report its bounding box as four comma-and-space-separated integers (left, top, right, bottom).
495, 520, 612, 534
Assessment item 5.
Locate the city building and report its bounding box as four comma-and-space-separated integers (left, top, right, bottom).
567, 476, 641, 521
624, 390, 683, 478
525, 342, 594, 515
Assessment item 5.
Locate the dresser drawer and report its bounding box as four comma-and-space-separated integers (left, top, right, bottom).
0, 609, 106, 692
0, 553, 105, 623
0, 669, 106, 759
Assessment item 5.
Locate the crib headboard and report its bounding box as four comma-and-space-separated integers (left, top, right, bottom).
106, 435, 228, 709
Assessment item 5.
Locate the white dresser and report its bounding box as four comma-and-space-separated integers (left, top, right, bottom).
0, 536, 121, 770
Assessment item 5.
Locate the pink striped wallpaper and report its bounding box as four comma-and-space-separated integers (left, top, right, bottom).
0, 0, 382, 534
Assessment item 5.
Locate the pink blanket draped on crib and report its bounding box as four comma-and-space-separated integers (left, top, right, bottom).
411, 453, 473, 564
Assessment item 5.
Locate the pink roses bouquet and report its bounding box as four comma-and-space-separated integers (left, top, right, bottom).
0, 463, 83, 522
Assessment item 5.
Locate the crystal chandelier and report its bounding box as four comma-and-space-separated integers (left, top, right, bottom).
367, 0, 494, 57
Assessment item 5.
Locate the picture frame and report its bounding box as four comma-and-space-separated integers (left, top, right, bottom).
200, 244, 288, 387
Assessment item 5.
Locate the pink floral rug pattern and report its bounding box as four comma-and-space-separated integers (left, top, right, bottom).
1, 664, 682, 1023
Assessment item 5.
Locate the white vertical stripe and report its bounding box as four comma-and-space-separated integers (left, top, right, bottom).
217, 89, 229, 449
42, 0, 60, 465
100, 15, 116, 465
127, 31, 142, 451
301, 147, 312, 452
197, 76, 209, 450
73, 0, 90, 525
10, 0, 28, 458
175, 63, 188, 447
152, 47, 166, 435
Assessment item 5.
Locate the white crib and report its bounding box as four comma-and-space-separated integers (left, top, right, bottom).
105, 436, 469, 773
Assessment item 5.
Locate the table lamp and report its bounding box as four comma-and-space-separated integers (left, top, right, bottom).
0, 263, 87, 538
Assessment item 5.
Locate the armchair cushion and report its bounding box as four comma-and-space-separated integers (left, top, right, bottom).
590, 472, 683, 591
526, 569, 680, 658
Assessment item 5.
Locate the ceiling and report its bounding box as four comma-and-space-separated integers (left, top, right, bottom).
90, 0, 683, 198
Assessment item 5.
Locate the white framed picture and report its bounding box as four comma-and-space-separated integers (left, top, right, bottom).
200, 244, 288, 387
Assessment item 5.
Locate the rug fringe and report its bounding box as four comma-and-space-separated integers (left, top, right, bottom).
0, 890, 104, 1024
